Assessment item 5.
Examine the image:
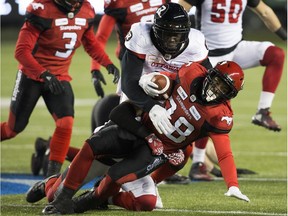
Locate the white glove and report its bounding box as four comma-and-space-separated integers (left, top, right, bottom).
224, 186, 250, 202
139, 73, 161, 98
149, 105, 174, 135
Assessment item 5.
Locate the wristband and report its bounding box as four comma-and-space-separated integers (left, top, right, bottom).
275, 27, 287, 40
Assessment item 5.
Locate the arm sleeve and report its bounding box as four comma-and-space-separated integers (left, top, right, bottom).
109, 101, 151, 138
121, 50, 160, 112
91, 14, 116, 71
210, 133, 238, 188
82, 26, 113, 68
14, 22, 47, 78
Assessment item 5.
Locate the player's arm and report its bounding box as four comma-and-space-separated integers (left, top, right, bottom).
90, 14, 117, 97
14, 22, 47, 78
249, 0, 287, 40
82, 26, 120, 84
121, 50, 160, 112
210, 132, 250, 202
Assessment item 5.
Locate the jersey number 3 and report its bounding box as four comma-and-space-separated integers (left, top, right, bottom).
55, 32, 77, 58
211, 0, 243, 23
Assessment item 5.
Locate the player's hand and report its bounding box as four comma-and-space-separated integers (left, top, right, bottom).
224, 186, 250, 202
145, 133, 164, 156
139, 72, 160, 97
40, 71, 64, 95
92, 70, 106, 98
149, 105, 174, 135
167, 149, 185, 166
106, 64, 120, 84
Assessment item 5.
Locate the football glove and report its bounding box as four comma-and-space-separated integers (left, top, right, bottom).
106, 64, 120, 84
224, 186, 250, 202
149, 105, 174, 135
145, 133, 164, 156
40, 71, 64, 95
139, 72, 161, 97
167, 149, 185, 166
91, 70, 106, 98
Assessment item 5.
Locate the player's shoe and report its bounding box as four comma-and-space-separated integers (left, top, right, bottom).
26, 174, 59, 203
163, 173, 190, 184
251, 108, 281, 132
42, 197, 75, 215
189, 162, 213, 181
72, 190, 107, 213
31, 137, 50, 175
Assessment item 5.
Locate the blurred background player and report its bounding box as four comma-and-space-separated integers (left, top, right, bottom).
178, 0, 286, 181
1, 0, 120, 178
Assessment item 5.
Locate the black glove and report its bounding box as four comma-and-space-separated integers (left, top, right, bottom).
91, 70, 106, 98
40, 71, 64, 95
106, 64, 120, 84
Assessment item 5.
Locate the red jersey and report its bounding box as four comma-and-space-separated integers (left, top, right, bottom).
142, 62, 238, 187
15, 0, 113, 81
142, 63, 233, 153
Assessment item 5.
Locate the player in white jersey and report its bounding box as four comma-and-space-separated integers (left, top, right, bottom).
178, 0, 286, 181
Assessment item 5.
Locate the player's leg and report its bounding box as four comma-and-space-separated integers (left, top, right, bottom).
233, 40, 285, 131
43, 81, 74, 177
189, 137, 213, 181
1, 71, 41, 140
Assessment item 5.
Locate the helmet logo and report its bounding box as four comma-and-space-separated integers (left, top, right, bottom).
221, 116, 233, 125
156, 5, 167, 18
125, 31, 133, 41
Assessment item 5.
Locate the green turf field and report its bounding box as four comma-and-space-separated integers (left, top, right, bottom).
0, 29, 287, 215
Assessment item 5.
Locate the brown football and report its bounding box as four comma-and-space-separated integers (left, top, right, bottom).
150, 74, 173, 100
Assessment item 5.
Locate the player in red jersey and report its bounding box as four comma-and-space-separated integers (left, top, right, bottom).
0, 0, 120, 177
26, 60, 249, 214
178, 0, 286, 181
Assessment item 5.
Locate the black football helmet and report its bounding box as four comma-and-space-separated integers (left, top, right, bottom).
152, 3, 191, 59
54, 0, 83, 12
202, 61, 244, 103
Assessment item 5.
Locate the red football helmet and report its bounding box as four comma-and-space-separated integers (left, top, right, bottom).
202, 61, 244, 103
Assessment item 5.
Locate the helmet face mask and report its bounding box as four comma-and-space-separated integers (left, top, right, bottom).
152, 3, 190, 58
202, 61, 244, 103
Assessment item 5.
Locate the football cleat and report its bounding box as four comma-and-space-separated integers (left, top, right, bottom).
26, 174, 60, 203
189, 162, 213, 181
73, 190, 107, 213
42, 198, 75, 215
163, 173, 190, 184
252, 108, 281, 132
31, 137, 50, 176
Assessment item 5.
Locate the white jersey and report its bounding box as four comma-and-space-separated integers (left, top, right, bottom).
125, 22, 209, 75
199, 0, 247, 50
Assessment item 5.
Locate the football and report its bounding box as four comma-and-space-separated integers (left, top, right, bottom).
151, 74, 173, 100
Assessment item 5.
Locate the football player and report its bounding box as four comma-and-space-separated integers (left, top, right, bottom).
26, 61, 250, 214
178, 0, 286, 181
0, 0, 120, 177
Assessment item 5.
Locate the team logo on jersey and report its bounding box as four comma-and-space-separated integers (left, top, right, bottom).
125, 31, 133, 41
31, 2, 44, 10
177, 86, 187, 100
189, 106, 201, 121
221, 116, 233, 125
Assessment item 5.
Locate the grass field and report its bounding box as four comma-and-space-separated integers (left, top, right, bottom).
0, 29, 287, 216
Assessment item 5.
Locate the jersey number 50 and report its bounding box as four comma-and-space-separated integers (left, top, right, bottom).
211, 0, 243, 23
